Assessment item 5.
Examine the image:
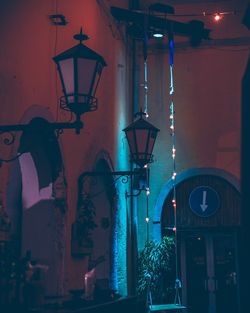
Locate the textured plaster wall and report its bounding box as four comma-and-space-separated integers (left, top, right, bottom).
0, 0, 131, 296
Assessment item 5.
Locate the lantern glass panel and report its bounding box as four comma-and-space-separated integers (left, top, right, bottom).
126, 131, 136, 154
77, 58, 97, 95
147, 130, 157, 155
136, 129, 148, 154
59, 58, 74, 96
92, 63, 103, 96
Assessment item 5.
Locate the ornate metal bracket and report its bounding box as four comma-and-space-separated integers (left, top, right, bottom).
79, 167, 149, 193
0, 117, 83, 165
0, 131, 24, 165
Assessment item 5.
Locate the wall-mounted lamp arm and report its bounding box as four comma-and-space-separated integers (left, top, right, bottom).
0, 118, 84, 166
0, 119, 83, 134
79, 167, 149, 194
80, 170, 133, 178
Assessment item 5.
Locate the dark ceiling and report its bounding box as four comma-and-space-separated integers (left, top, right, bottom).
111, 2, 212, 46
111, 0, 249, 46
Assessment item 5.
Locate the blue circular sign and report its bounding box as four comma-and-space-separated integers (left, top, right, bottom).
189, 186, 220, 217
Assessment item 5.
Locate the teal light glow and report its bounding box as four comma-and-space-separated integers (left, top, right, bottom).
110, 206, 118, 291
113, 50, 130, 296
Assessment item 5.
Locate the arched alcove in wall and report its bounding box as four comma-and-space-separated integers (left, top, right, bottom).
74, 152, 118, 293
91, 158, 117, 289
6, 111, 67, 296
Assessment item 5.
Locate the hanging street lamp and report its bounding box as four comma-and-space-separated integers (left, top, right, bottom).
80, 112, 159, 194
0, 29, 106, 164
53, 28, 107, 129
123, 111, 159, 168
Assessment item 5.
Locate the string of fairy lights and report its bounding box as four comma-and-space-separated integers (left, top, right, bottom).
143, 33, 150, 243
142, 27, 182, 305
142, 32, 177, 238
143, 34, 149, 118
137, 3, 242, 242
168, 33, 182, 306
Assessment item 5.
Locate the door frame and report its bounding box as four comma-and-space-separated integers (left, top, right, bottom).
180, 228, 240, 313
153, 168, 240, 243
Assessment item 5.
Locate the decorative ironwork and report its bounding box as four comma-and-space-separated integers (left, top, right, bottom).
79, 170, 147, 189
0, 131, 23, 165
60, 94, 98, 114
120, 175, 130, 185
0, 131, 15, 146
0, 118, 84, 165
77, 168, 149, 201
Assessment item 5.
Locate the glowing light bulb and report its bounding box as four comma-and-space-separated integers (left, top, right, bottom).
214, 13, 222, 22
172, 172, 177, 180
173, 227, 176, 232
146, 188, 150, 196
172, 147, 176, 159
153, 32, 164, 38
145, 217, 150, 223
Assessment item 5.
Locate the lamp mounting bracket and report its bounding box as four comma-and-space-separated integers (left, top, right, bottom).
79, 167, 149, 193
0, 119, 83, 134
0, 117, 83, 165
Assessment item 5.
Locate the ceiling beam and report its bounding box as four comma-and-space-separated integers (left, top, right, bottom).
110, 6, 211, 42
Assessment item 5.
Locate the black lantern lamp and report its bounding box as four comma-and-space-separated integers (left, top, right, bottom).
0, 29, 106, 165
80, 112, 159, 195
53, 28, 107, 123
123, 111, 159, 168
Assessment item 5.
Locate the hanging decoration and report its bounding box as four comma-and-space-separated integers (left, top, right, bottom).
143, 32, 149, 118
143, 29, 151, 242
168, 31, 183, 307
144, 21, 186, 313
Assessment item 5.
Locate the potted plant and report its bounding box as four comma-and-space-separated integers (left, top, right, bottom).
137, 235, 175, 305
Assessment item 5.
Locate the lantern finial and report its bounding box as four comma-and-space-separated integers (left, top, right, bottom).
135, 108, 146, 119
73, 27, 89, 44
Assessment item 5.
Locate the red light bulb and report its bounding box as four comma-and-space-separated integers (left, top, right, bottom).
214, 13, 222, 22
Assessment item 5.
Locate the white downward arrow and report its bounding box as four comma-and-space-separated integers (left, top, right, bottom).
200, 191, 208, 212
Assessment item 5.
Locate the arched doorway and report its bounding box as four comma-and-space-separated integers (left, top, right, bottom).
6, 117, 67, 297
154, 168, 241, 313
